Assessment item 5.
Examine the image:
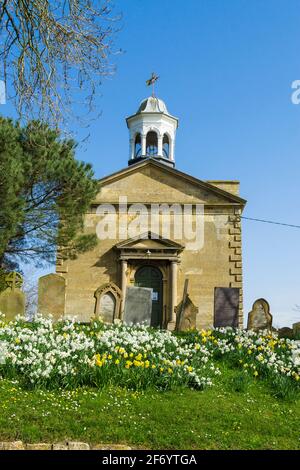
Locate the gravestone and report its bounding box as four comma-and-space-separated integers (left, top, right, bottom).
293, 322, 300, 336
247, 298, 272, 331
38, 273, 65, 320
0, 272, 25, 321
214, 287, 239, 328
123, 286, 152, 326
175, 294, 198, 331
94, 283, 122, 323
99, 292, 115, 323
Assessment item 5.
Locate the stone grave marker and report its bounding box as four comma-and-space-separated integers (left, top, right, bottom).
94, 283, 122, 323
38, 273, 65, 320
247, 298, 272, 331
123, 286, 152, 326
0, 272, 25, 321
214, 287, 239, 328
175, 294, 198, 331
293, 322, 300, 336
99, 292, 115, 323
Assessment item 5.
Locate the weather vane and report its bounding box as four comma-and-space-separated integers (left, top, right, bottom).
146, 72, 159, 97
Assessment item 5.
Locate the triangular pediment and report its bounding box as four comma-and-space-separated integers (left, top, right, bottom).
95, 159, 246, 206
115, 231, 184, 251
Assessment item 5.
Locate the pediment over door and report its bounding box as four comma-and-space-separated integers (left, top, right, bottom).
115, 231, 184, 261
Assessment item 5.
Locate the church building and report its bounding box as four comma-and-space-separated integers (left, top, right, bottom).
56, 93, 246, 329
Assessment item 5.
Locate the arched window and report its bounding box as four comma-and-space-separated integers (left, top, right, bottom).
134, 133, 142, 157
146, 131, 158, 156
163, 134, 170, 158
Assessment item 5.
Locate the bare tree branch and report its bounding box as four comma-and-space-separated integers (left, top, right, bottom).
0, 0, 120, 127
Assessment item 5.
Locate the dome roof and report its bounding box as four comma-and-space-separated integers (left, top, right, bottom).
137, 96, 169, 114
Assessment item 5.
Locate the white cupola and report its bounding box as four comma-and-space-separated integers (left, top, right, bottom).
126, 96, 178, 167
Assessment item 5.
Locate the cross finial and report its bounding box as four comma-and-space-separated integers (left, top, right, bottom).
5, 271, 23, 291
146, 72, 159, 97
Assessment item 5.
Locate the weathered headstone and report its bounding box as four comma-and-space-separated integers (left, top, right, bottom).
99, 293, 115, 323
38, 273, 65, 320
293, 322, 300, 336
247, 298, 272, 331
214, 287, 239, 328
0, 272, 25, 321
175, 279, 189, 331
123, 286, 152, 326
94, 283, 122, 323
175, 294, 198, 331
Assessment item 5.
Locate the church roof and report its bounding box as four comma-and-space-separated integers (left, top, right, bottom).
97, 158, 247, 206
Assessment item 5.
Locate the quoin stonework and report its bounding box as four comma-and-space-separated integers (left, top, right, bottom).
54, 94, 247, 329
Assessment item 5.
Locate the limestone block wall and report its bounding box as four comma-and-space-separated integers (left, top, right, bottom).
58, 206, 244, 327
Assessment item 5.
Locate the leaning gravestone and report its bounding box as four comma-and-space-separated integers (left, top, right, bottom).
0, 272, 25, 321
38, 273, 66, 320
123, 286, 152, 326
214, 287, 239, 328
175, 294, 198, 331
247, 298, 273, 331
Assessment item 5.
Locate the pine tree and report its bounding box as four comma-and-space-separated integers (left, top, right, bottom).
0, 118, 99, 276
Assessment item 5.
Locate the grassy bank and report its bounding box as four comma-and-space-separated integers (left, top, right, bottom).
1, 362, 299, 450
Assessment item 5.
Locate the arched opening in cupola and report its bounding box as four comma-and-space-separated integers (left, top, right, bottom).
163, 134, 170, 158
134, 133, 142, 157
146, 131, 158, 156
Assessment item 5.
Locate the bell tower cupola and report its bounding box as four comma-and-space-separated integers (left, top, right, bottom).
126, 85, 178, 168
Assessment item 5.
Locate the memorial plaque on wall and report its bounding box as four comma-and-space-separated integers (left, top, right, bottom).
123, 286, 153, 326
214, 287, 239, 328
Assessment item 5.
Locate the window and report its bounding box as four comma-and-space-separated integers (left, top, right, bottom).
134, 133, 142, 157
146, 131, 158, 156
163, 134, 170, 158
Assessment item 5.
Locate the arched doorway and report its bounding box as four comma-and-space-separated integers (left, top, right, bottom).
135, 266, 163, 328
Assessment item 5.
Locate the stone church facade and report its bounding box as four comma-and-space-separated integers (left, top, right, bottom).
55, 96, 246, 329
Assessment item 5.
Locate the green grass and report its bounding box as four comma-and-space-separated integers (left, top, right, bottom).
1, 362, 299, 450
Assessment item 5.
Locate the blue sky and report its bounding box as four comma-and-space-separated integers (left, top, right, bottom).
2, 0, 300, 326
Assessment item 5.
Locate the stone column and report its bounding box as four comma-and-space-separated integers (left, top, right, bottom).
170, 261, 178, 323
120, 259, 128, 314
170, 138, 175, 161
129, 137, 134, 159
157, 134, 163, 156
141, 134, 146, 156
